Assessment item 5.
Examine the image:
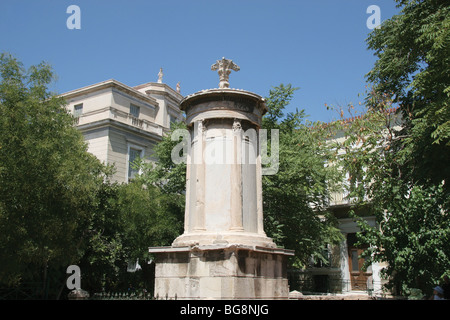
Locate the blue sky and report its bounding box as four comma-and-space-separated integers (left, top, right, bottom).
0, 0, 400, 123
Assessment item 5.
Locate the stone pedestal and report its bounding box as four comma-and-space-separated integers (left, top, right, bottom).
149, 244, 293, 299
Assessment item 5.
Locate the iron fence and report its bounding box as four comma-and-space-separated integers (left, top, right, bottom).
288, 276, 386, 296
0, 282, 45, 300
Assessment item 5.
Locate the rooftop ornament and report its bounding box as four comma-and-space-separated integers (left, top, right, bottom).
211, 57, 240, 89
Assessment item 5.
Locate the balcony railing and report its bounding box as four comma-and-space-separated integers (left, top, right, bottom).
329, 191, 350, 206
127, 114, 163, 135
130, 116, 144, 128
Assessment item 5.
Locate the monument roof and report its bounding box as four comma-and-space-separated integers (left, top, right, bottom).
180, 88, 267, 115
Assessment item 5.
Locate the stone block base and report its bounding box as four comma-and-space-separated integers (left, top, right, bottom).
148, 244, 294, 300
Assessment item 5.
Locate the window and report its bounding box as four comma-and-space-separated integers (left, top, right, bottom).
351, 250, 360, 271
128, 147, 142, 181
130, 104, 140, 118
74, 104, 83, 117
169, 114, 177, 128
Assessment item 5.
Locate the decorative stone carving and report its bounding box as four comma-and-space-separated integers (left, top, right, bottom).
232, 118, 242, 132
197, 118, 206, 134
211, 57, 240, 89
157, 67, 163, 83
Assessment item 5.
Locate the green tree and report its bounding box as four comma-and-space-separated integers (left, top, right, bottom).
0, 53, 107, 296
334, 102, 449, 296
79, 180, 183, 294
76, 181, 125, 293
366, 0, 450, 186
77, 124, 185, 295
262, 84, 343, 267
335, 0, 450, 295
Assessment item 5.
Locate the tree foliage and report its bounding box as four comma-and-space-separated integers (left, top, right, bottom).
332, 100, 449, 295
262, 84, 343, 267
0, 53, 107, 290
366, 0, 450, 185
0, 53, 184, 297
79, 180, 183, 293
333, 0, 450, 296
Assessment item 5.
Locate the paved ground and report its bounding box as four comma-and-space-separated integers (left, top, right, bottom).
301, 294, 374, 300
289, 290, 398, 300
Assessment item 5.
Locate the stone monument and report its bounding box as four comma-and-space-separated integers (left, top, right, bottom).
149, 58, 294, 299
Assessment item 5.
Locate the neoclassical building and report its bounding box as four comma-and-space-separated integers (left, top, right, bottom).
61, 75, 183, 183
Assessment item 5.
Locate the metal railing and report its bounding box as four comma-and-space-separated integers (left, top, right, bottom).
288, 276, 386, 296
91, 290, 152, 300
0, 282, 45, 300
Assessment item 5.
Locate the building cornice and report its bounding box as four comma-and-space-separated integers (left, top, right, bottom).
60, 79, 158, 106
134, 82, 184, 101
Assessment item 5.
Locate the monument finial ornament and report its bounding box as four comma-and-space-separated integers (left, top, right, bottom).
211, 57, 240, 89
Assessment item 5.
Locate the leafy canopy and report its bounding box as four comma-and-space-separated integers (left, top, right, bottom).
333, 0, 449, 295
0, 53, 107, 287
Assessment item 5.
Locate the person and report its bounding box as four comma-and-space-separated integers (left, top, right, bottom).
429, 286, 445, 300
441, 275, 450, 300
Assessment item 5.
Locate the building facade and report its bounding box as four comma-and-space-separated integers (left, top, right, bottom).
61, 79, 183, 183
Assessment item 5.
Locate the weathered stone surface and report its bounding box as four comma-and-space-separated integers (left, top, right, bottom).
67, 288, 90, 300
149, 245, 293, 299
289, 290, 304, 300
